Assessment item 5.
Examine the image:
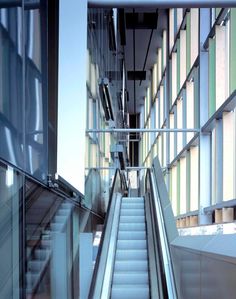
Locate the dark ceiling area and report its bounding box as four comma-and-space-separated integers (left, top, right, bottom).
118, 8, 168, 115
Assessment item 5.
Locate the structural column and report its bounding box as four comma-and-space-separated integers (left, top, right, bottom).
199, 8, 212, 224
57, 0, 88, 193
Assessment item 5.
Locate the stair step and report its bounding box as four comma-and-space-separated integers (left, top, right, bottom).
118, 231, 146, 240
54, 215, 67, 223
120, 209, 144, 216
51, 222, 64, 231
114, 260, 148, 272
119, 223, 146, 231
57, 208, 70, 216
121, 203, 144, 209
117, 240, 147, 250
113, 272, 149, 285
34, 249, 50, 260
40, 239, 51, 249
28, 260, 44, 272
116, 249, 147, 260
26, 272, 40, 290
60, 203, 73, 209
122, 198, 144, 204
120, 216, 145, 223
111, 285, 149, 299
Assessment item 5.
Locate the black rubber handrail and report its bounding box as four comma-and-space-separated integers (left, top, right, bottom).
88, 169, 121, 299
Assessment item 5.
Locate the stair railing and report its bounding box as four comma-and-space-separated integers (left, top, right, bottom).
145, 158, 178, 299
88, 169, 124, 299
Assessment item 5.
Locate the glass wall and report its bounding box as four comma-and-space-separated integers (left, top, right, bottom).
0, 162, 23, 299
24, 1, 48, 181
0, 0, 48, 183
140, 8, 236, 228
85, 8, 124, 213
0, 157, 103, 299
24, 177, 103, 299
0, 3, 24, 169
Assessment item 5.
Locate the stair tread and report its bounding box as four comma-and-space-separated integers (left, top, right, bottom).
120, 216, 145, 223
111, 285, 149, 299
112, 284, 149, 288
118, 231, 146, 240
119, 223, 146, 231
114, 261, 148, 272
113, 271, 148, 274
113, 272, 149, 284
112, 196, 149, 298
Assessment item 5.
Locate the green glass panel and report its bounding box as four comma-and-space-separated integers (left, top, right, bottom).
177, 38, 180, 93
186, 13, 191, 74
177, 160, 180, 215
194, 67, 199, 128
215, 8, 221, 18
174, 9, 177, 36
230, 9, 236, 93
208, 38, 216, 117
186, 150, 190, 212
88, 138, 91, 167
162, 39, 164, 74
169, 61, 172, 109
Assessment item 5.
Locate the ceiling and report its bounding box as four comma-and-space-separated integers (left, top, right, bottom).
118, 8, 168, 115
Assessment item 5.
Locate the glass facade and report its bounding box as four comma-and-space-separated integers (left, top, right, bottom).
0, 2, 103, 299
0, 156, 103, 299
0, 162, 22, 299
0, 1, 48, 182
0, 4, 24, 169
140, 8, 236, 227
1, 3, 236, 299
85, 8, 124, 214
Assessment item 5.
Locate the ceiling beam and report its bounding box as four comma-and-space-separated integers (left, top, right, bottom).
88, 0, 236, 8
86, 128, 200, 133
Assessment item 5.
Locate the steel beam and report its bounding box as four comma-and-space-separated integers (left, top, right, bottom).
86, 128, 200, 133
85, 167, 115, 170
88, 0, 236, 8
126, 166, 149, 170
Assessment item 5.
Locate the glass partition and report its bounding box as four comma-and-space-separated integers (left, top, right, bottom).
0, 162, 23, 299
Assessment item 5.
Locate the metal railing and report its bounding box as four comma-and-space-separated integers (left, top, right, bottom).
145, 166, 178, 299
88, 169, 125, 299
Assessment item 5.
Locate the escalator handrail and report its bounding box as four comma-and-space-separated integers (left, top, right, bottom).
147, 168, 178, 299
88, 169, 122, 299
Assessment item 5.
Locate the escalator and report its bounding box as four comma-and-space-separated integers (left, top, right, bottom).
111, 197, 149, 299
89, 166, 178, 299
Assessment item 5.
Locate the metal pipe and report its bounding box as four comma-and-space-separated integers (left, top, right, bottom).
86, 128, 200, 133
88, 0, 236, 8
126, 166, 149, 170
85, 167, 115, 170
119, 139, 140, 142
85, 166, 166, 170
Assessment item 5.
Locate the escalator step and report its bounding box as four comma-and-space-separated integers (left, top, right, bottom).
121, 203, 144, 209
119, 223, 146, 231
117, 240, 147, 250
122, 197, 144, 204
114, 260, 148, 272
111, 284, 149, 299
120, 209, 144, 216
113, 272, 149, 284
120, 215, 145, 223
118, 231, 146, 240
116, 249, 147, 260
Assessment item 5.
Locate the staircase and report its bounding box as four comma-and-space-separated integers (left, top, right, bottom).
26, 202, 73, 297
111, 197, 150, 299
